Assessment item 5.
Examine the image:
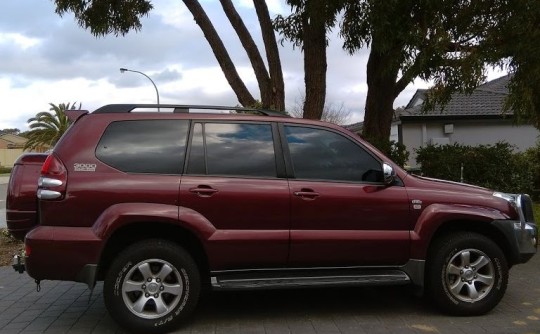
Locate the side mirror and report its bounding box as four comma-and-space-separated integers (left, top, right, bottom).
383, 163, 395, 185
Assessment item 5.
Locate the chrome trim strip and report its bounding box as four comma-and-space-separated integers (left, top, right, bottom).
37, 189, 62, 200
516, 194, 526, 226
38, 177, 63, 188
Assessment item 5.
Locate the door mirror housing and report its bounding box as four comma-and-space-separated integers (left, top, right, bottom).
383, 163, 395, 185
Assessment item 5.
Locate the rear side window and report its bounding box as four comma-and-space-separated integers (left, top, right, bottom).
96, 120, 189, 174
187, 122, 277, 177
285, 125, 383, 182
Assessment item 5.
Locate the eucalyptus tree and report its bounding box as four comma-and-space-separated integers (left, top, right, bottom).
338, 0, 540, 145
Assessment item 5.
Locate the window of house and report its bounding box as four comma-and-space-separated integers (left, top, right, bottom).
285, 125, 383, 182
187, 122, 277, 177
96, 120, 189, 174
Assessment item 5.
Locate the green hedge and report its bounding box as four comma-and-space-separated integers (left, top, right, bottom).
416, 142, 536, 195
0, 166, 11, 174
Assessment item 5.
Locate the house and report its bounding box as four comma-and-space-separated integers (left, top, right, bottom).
399, 75, 539, 167
0, 134, 27, 149
0, 134, 28, 167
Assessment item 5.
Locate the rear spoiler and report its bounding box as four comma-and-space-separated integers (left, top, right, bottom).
65, 110, 89, 123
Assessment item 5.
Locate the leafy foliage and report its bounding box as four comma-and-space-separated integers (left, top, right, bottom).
0, 128, 20, 136
522, 142, 540, 197
24, 103, 80, 151
0, 228, 18, 244
416, 142, 535, 194
0, 166, 12, 174
54, 0, 153, 36
496, 1, 540, 127
361, 135, 409, 168
274, 1, 343, 50
337, 0, 540, 146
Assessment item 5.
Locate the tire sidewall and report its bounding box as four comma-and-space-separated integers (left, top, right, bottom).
104, 240, 200, 333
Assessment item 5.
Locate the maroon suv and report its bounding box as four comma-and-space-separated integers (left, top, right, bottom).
11, 104, 537, 333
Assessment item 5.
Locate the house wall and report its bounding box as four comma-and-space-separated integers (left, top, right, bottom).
401, 119, 539, 167
0, 149, 24, 167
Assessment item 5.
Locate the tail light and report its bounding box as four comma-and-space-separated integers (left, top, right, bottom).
37, 154, 67, 200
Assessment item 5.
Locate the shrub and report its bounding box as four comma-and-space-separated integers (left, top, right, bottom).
0, 228, 18, 244
416, 142, 535, 194
364, 136, 410, 168
0, 166, 11, 174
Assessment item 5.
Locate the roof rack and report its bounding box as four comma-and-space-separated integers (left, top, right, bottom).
92, 104, 289, 117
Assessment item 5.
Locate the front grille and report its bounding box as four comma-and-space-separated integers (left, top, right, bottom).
519, 194, 535, 223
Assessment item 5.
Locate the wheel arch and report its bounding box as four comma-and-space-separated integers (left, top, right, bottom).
426, 220, 515, 267
97, 222, 210, 284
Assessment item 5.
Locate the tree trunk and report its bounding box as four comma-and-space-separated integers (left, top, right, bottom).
219, 0, 272, 108
302, 0, 327, 120
363, 45, 400, 145
182, 0, 256, 107
253, 0, 285, 111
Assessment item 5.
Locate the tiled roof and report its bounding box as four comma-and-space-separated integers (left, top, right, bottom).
401, 75, 511, 118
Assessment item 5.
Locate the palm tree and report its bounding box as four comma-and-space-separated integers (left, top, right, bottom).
24, 102, 81, 151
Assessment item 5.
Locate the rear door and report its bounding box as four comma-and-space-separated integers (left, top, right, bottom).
283, 124, 411, 266
179, 121, 290, 270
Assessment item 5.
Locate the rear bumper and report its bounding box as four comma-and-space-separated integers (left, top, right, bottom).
24, 226, 102, 286
6, 210, 38, 241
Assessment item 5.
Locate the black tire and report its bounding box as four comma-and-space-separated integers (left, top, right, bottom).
426, 232, 508, 315
104, 239, 200, 334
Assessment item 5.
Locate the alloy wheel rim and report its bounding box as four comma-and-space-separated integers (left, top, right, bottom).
445, 248, 495, 303
122, 259, 184, 319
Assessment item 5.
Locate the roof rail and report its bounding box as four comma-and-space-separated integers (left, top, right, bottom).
92, 104, 289, 117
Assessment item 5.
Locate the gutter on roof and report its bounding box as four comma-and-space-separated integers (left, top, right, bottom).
399, 114, 513, 122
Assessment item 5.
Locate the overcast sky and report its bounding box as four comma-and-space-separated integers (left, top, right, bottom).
1, 0, 503, 131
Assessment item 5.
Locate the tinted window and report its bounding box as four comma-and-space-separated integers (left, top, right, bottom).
285, 126, 382, 182
187, 123, 277, 177
96, 120, 189, 174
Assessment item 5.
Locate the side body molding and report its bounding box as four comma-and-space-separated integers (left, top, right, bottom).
410, 203, 509, 259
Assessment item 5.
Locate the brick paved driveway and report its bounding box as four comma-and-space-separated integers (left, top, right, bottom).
0, 255, 539, 334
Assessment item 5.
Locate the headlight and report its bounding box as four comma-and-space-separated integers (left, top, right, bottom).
493, 192, 517, 203
494, 192, 526, 222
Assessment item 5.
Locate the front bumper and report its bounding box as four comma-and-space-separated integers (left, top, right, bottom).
491, 220, 537, 264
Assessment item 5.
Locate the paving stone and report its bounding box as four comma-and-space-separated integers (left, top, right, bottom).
0, 255, 539, 333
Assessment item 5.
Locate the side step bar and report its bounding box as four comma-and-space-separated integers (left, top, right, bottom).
211, 269, 410, 290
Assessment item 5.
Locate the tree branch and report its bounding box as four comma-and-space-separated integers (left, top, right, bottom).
253, 0, 285, 111
182, 0, 256, 107
219, 0, 272, 108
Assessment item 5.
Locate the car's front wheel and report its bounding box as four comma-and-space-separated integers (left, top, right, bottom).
427, 232, 508, 315
104, 239, 200, 334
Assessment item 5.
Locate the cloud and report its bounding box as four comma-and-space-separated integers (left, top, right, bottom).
0, 0, 428, 131
153, 68, 183, 82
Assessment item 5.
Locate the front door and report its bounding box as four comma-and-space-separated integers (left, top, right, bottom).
283, 125, 411, 266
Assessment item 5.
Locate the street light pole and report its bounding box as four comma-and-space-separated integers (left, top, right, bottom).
119, 68, 160, 112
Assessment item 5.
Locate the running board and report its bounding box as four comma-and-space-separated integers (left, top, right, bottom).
211, 269, 410, 290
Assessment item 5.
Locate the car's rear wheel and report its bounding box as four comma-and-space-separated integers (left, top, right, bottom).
104, 239, 200, 333
427, 232, 508, 315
